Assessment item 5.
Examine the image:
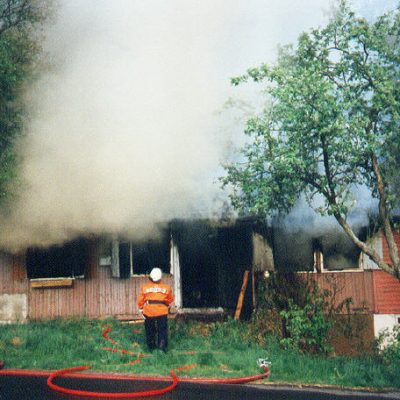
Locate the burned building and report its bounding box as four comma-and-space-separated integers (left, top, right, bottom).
271, 214, 367, 272
0, 218, 274, 322
1, 215, 400, 351
100, 218, 273, 318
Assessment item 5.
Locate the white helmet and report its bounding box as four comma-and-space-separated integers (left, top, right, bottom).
150, 267, 162, 282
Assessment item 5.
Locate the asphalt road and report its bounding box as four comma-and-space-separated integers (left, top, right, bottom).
1, 374, 400, 400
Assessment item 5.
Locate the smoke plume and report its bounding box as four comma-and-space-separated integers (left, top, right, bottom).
0, 0, 348, 251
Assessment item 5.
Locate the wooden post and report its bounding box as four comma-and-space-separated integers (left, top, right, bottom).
252, 268, 257, 310
234, 270, 249, 320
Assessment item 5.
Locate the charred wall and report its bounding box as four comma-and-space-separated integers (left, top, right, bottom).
271, 216, 368, 271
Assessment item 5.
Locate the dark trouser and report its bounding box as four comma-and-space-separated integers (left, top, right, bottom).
144, 315, 168, 351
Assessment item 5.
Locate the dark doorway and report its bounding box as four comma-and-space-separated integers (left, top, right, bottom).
172, 220, 253, 314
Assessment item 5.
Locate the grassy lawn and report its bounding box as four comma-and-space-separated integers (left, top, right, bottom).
0, 317, 399, 391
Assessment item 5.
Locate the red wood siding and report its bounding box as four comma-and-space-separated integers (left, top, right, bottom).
381, 230, 400, 264
0, 247, 174, 321
309, 271, 375, 314
0, 253, 28, 294
372, 269, 400, 314
29, 280, 86, 319
375, 230, 400, 314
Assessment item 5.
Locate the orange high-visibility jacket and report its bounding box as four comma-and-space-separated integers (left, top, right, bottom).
137, 280, 174, 318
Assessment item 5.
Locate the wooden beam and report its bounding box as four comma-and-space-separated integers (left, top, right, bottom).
234, 270, 249, 320
252, 268, 257, 310
30, 278, 74, 289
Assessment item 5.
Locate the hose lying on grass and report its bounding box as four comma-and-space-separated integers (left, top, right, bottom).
45, 324, 271, 398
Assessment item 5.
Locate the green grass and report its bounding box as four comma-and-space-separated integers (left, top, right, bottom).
0, 317, 399, 391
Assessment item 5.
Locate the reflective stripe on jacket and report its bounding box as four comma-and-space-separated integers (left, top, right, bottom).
137, 280, 174, 318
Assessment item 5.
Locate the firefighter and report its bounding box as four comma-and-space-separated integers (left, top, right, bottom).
137, 267, 174, 352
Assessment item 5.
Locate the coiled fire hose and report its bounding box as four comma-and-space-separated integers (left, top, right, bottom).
47, 325, 271, 398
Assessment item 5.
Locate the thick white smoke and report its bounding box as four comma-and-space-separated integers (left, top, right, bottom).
4, 0, 380, 251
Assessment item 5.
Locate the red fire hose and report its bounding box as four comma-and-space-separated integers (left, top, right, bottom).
47, 365, 179, 398
45, 325, 270, 398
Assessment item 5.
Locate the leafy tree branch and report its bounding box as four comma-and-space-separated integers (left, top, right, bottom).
222, 0, 400, 278
0, 0, 50, 203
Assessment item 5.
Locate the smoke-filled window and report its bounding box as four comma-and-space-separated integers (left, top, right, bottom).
272, 226, 315, 271
131, 240, 170, 276
318, 232, 361, 271
112, 233, 170, 278
26, 238, 87, 279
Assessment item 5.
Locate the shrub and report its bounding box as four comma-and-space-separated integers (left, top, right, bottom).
375, 325, 400, 370
249, 308, 282, 346
252, 272, 353, 354
280, 297, 333, 354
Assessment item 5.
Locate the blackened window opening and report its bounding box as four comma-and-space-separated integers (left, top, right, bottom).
118, 234, 170, 278
26, 238, 87, 279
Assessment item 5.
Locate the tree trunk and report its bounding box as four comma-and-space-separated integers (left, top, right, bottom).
321, 143, 399, 278
334, 213, 398, 278
371, 154, 400, 278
